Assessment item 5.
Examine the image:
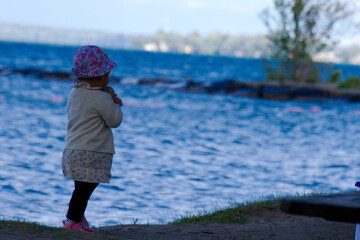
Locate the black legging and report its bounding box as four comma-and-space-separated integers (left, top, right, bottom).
66, 180, 99, 223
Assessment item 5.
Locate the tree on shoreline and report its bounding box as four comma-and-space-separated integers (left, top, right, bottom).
260, 0, 355, 83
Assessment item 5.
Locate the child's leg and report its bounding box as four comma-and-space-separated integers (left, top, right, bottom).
66, 180, 99, 223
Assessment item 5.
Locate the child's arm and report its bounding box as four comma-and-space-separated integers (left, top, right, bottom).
105, 86, 122, 106
112, 94, 122, 106
96, 94, 123, 128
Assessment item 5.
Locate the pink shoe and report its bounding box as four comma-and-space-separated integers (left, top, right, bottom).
66, 209, 90, 228
81, 216, 89, 228
63, 219, 94, 233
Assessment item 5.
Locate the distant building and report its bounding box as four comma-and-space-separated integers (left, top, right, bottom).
144, 43, 158, 52
253, 50, 262, 59
184, 45, 194, 54
313, 51, 341, 63
235, 50, 245, 58
159, 42, 169, 52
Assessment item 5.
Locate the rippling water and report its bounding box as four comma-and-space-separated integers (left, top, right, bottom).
1, 42, 360, 226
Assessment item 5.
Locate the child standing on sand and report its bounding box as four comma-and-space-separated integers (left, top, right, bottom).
62, 45, 123, 233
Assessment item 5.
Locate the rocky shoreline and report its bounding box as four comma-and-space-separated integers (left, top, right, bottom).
139, 78, 360, 102
2, 67, 360, 102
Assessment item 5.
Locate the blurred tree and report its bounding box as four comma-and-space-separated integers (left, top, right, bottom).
203, 32, 226, 55
184, 32, 203, 54
131, 35, 145, 49
219, 35, 241, 56
260, 0, 355, 82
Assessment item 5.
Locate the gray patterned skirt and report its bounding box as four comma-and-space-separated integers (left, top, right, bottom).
62, 149, 113, 183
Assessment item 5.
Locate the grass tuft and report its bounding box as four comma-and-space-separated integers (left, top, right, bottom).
173, 192, 326, 224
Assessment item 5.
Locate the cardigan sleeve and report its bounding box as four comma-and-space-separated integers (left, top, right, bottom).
95, 92, 123, 128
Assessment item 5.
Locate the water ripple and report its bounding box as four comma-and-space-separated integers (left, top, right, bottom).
1, 73, 360, 226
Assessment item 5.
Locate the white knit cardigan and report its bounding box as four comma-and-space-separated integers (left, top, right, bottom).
64, 85, 123, 154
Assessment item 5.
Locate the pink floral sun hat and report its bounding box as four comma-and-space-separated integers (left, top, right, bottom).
72, 45, 117, 79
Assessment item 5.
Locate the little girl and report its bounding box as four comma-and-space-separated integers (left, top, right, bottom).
62, 45, 123, 233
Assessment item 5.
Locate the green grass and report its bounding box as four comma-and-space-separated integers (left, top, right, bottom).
0, 219, 56, 233
173, 197, 280, 224
173, 192, 326, 224
0, 192, 328, 239
339, 76, 360, 88
0, 219, 120, 239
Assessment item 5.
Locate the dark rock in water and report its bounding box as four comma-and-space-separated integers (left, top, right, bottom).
2, 67, 72, 80
2, 67, 121, 83
185, 79, 202, 88
0, 67, 13, 76
331, 89, 360, 102
3, 66, 360, 102
262, 86, 293, 94
291, 87, 329, 102
181, 80, 207, 92
204, 79, 239, 93
261, 86, 294, 100
41, 71, 70, 80
294, 87, 329, 97
233, 88, 260, 98
28, 68, 69, 80
110, 76, 122, 84
138, 77, 177, 85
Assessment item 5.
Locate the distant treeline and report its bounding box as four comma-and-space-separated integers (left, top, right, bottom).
132, 31, 268, 58
0, 22, 267, 58
0, 22, 359, 64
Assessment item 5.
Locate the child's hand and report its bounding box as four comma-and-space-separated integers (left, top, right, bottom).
112, 94, 123, 106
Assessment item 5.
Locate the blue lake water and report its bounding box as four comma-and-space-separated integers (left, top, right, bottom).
1, 41, 360, 226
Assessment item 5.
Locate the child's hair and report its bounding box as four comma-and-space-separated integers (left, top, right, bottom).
72, 45, 117, 81
77, 74, 104, 82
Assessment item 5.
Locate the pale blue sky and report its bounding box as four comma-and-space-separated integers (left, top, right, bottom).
1, 0, 359, 45
0, 0, 273, 35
